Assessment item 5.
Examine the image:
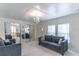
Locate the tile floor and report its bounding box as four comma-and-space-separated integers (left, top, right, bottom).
21, 39, 78, 56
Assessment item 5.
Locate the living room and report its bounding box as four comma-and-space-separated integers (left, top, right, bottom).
0, 3, 79, 56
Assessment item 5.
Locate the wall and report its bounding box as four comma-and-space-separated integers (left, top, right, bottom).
37, 13, 79, 53
0, 18, 35, 40
0, 20, 5, 40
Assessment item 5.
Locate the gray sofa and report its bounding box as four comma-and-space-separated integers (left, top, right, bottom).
38, 35, 68, 55
0, 43, 21, 56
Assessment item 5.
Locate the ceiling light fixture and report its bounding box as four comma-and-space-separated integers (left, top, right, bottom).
33, 16, 40, 23
26, 5, 45, 23
29, 9, 45, 17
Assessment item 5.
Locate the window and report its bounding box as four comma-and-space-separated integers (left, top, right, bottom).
11, 25, 16, 33
48, 25, 56, 36
47, 23, 70, 43
11, 23, 20, 37
58, 24, 70, 43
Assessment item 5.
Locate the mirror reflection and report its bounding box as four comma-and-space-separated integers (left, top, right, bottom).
4, 22, 21, 45
21, 25, 30, 40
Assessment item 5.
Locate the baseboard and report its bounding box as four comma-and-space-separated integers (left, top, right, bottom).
68, 49, 79, 56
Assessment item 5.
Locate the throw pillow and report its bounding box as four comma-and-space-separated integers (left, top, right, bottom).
58, 38, 62, 44
4, 39, 10, 42
45, 35, 52, 42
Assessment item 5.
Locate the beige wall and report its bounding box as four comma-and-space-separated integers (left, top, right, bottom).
0, 20, 5, 40
37, 13, 79, 53
0, 18, 35, 40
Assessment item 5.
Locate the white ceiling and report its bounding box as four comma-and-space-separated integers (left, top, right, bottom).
0, 3, 79, 21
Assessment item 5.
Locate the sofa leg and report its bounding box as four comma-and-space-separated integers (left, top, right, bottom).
61, 53, 64, 56
39, 43, 40, 45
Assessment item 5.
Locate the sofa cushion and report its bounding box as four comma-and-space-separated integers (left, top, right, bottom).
5, 35, 12, 39
58, 38, 63, 44
42, 40, 60, 46
51, 37, 59, 43
45, 35, 52, 42
51, 36, 64, 43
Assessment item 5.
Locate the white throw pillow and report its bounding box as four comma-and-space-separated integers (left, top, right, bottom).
58, 38, 62, 44
4, 39, 10, 42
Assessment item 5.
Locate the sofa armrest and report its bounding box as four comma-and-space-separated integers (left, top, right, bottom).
11, 39, 16, 43
38, 37, 42, 45
60, 40, 68, 55
61, 40, 68, 49
61, 40, 68, 46
38, 37, 41, 41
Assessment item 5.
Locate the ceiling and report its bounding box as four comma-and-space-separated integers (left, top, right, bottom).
0, 3, 79, 21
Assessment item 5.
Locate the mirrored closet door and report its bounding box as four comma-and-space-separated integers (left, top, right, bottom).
21, 24, 32, 41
